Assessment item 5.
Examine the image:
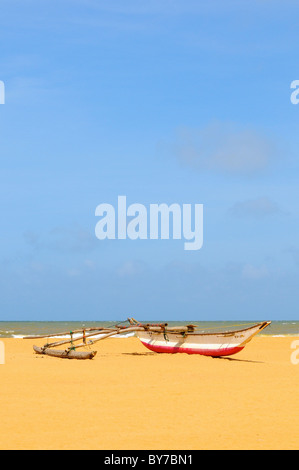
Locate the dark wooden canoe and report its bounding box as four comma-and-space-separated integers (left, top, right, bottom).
33, 345, 97, 360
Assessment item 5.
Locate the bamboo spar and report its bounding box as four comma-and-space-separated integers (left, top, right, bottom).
68, 327, 144, 351
39, 328, 120, 349
30, 321, 199, 359
29, 325, 196, 350
24, 326, 117, 340
67, 325, 197, 351
32, 327, 143, 359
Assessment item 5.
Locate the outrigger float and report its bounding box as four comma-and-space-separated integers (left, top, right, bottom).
24, 318, 271, 360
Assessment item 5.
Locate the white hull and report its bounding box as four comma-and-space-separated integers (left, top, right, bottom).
136, 322, 271, 357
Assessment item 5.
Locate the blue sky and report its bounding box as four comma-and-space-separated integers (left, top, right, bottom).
1, 0, 299, 320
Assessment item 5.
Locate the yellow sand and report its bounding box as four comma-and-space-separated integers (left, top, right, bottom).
0, 335, 298, 450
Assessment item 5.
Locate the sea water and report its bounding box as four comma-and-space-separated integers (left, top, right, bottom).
0, 320, 299, 338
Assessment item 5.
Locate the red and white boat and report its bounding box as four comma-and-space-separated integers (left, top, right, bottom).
135, 321, 271, 357
27, 319, 271, 360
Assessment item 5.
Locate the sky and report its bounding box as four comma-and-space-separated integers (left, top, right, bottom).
1, 0, 299, 321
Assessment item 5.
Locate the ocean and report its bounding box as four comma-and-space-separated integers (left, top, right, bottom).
0, 320, 299, 338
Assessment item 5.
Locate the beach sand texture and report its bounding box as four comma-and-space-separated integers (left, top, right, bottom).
0, 336, 298, 450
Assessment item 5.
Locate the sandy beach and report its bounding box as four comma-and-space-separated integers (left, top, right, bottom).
0, 335, 298, 450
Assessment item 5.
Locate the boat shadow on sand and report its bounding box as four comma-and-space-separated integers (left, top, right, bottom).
122, 352, 156, 356
211, 356, 265, 364
122, 352, 265, 363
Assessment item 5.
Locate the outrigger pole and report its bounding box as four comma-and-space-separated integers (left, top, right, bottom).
25, 318, 197, 360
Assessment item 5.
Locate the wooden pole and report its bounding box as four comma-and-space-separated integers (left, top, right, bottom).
39, 328, 120, 349
23, 326, 114, 340
70, 327, 144, 350
45, 325, 197, 350
72, 325, 197, 351
25, 320, 197, 341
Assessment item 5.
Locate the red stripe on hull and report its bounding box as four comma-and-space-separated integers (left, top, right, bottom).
140, 341, 244, 357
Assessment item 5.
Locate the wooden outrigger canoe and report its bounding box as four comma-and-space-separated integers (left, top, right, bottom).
25, 319, 271, 359
134, 321, 271, 357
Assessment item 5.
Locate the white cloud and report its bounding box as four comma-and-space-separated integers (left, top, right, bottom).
23, 226, 97, 253
229, 197, 283, 219
242, 263, 269, 280
174, 122, 273, 176
116, 260, 147, 277
67, 268, 80, 277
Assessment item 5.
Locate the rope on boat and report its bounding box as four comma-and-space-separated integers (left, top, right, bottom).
163, 327, 169, 342
128, 317, 257, 333
69, 331, 76, 351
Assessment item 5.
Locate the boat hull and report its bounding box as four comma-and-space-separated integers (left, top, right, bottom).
136, 322, 270, 357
